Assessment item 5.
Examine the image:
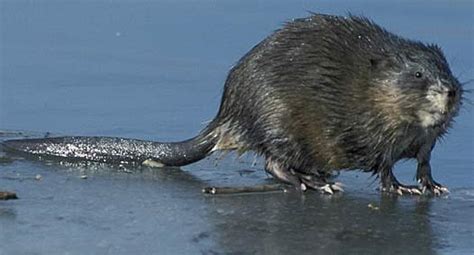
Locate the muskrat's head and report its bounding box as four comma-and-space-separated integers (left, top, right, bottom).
371, 42, 462, 130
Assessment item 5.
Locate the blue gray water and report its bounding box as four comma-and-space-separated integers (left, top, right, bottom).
1, 0, 473, 254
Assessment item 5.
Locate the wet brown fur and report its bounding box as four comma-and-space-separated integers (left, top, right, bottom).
4, 14, 463, 194
204, 14, 462, 193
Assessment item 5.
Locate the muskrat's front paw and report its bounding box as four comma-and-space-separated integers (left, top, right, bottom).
322, 182, 344, 194
420, 182, 449, 196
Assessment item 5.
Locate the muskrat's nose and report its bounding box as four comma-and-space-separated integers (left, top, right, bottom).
447, 90, 456, 98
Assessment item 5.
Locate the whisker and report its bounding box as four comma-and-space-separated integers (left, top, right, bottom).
460, 86, 473, 96
461, 78, 474, 86
461, 96, 472, 101
461, 104, 471, 113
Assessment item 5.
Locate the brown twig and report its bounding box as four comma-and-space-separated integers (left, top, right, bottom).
202, 184, 288, 195
0, 191, 18, 200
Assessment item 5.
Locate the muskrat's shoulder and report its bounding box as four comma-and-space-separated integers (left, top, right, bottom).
241, 13, 398, 76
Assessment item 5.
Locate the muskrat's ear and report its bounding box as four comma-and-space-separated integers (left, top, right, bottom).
369, 56, 395, 71
369, 58, 385, 69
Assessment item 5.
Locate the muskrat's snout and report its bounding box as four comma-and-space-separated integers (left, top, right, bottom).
446, 79, 463, 114
447, 89, 457, 99
443, 75, 462, 101
435, 78, 462, 125
446, 87, 460, 110
417, 77, 461, 128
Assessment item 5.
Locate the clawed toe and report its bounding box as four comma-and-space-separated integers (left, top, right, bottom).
299, 183, 307, 191
331, 182, 344, 192
383, 184, 422, 196
410, 188, 422, 195
322, 184, 334, 194
398, 185, 423, 195
439, 186, 449, 193
421, 183, 449, 196
383, 182, 449, 196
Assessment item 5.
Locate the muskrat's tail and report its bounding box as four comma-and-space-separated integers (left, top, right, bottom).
1, 125, 218, 167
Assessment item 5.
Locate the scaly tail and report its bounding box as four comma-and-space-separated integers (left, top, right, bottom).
1, 126, 217, 167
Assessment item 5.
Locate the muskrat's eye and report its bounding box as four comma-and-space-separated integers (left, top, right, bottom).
415, 72, 423, 79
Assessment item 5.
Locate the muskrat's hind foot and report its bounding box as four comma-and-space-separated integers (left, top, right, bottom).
265, 159, 308, 191
265, 159, 343, 194
295, 171, 344, 194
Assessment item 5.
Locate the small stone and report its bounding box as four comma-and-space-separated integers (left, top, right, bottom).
368, 203, 379, 210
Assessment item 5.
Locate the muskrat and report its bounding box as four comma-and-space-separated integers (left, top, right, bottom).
2, 14, 463, 195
